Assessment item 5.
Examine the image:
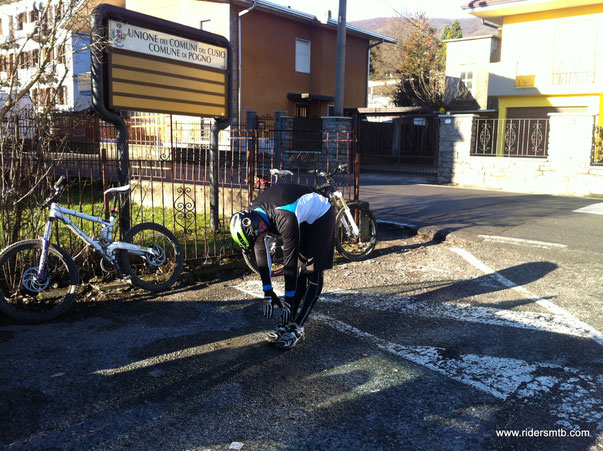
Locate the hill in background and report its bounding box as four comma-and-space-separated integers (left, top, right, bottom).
351, 17, 498, 39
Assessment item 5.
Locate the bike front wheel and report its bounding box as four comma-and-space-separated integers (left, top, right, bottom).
0, 240, 79, 323
120, 223, 184, 292
243, 233, 284, 277
335, 204, 378, 261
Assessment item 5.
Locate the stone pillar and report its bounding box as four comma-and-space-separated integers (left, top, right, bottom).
438, 114, 477, 184
547, 114, 600, 195
322, 116, 353, 169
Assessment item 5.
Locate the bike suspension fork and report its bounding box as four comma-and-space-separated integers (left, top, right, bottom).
341, 203, 360, 235
36, 218, 54, 280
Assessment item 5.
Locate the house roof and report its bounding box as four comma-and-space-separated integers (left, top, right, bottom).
443, 34, 500, 43
232, 0, 397, 44
462, 0, 603, 24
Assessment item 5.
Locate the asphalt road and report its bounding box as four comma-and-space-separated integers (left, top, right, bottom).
360, 174, 603, 254
1, 225, 601, 450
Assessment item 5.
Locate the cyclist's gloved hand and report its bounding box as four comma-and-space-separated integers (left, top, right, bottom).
281, 296, 294, 323
263, 289, 281, 318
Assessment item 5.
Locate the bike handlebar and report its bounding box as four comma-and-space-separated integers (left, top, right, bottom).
42, 176, 66, 209
308, 163, 348, 179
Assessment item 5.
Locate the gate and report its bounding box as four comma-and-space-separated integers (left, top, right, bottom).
357, 114, 439, 176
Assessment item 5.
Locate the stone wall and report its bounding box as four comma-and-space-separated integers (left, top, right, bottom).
438, 113, 603, 196
272, 114, 353, 171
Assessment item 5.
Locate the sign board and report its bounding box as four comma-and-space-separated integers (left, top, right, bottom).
92, 5, 231, 119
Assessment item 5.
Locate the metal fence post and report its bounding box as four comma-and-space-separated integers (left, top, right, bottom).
210, 118, 229, 231
116, 120, 130, 236
246, 110, 257, 204
99, 148, 109, 220
353, 111, 360, 202
274, 110, 286, 169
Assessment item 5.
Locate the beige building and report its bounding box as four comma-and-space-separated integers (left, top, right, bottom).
444, 34, 501, 110
116, 0, 396, 123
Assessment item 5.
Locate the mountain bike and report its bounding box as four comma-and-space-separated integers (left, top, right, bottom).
243, 164, 377, 275
0, 176, 184, 323
313, 164, 378, 261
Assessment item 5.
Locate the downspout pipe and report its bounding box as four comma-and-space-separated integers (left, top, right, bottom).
238, 1, 256, 126
91, 6, 130, 235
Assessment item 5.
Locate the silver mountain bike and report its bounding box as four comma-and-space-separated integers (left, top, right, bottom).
0, 176, 183, 323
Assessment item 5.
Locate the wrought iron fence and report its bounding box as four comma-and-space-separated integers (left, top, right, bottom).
0, 111, 355, 263
593, 124, 602, 166
474, 117, 549, 158
357, 116, 440, 175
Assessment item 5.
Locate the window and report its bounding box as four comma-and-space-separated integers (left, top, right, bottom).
56, 45, 65, 64
460, 70, 474, 94
17, 12, 25, 30
58, 86, 67, 105
295, 38, 310, 73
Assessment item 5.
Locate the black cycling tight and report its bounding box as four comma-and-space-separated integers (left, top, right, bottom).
292, 269, 323, 327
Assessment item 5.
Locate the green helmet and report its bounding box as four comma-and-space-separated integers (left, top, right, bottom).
230, 210, 262, 250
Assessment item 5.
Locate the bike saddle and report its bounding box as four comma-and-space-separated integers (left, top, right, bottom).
103, 185, 131, 196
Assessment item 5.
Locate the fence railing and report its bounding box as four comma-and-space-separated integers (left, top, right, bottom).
593, 125, 602, 166
474, 117, 549, 158
0, 112, 356, 263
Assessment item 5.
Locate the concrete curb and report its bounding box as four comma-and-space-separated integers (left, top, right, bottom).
376, 219, 483, 244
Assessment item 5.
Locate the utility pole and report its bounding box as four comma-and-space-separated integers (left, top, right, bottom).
334, 0, 346, 116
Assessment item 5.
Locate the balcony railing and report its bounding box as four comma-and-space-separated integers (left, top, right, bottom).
473, 118, 549, 158
552, 71, 596, 86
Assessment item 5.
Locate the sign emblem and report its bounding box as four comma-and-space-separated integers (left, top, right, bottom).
111, 22, 126, 48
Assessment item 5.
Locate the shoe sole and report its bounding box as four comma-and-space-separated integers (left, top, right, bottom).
275, 332, 305, 350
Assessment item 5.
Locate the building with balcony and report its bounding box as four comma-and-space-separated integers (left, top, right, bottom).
458, 0, 602, 125
437, 0, 602, 196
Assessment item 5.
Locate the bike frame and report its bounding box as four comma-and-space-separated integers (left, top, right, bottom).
36, 202, 156, 279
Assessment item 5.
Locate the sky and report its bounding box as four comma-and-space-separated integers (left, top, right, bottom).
267, 0, 474, 22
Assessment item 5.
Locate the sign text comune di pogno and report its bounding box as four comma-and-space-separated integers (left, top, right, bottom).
108, 20, 227, 70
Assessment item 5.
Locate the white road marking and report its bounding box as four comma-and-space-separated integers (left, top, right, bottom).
313, 313, 602, 430
232, 283, 602, 429
451, 247, 603, 347
478, 235, 567, 249
573, 202, 603, 215
234, 281, 597, 341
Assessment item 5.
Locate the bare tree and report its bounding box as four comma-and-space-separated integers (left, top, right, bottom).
394, 72, 476, 111
0, 0, 93, 246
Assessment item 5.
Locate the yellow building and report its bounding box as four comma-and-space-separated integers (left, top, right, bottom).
462, 0, 603, 127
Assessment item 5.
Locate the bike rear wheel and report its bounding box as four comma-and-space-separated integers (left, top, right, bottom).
0, 240, 79, 323
335, 204, 378, 261
120, 223, 184, 292
243, 233, 285, 277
